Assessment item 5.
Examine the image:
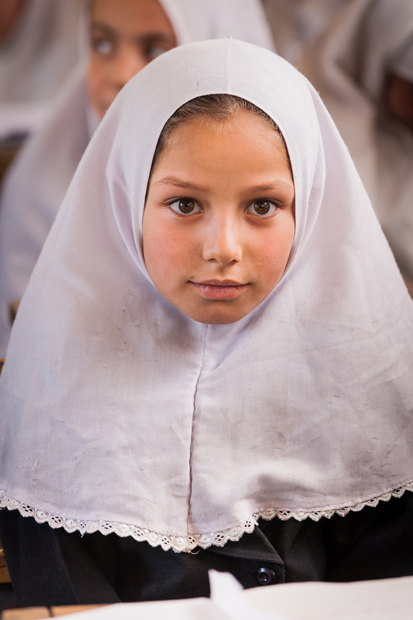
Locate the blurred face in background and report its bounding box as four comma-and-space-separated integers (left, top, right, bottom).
0, 0, 26, 44
87, 0, 176, 119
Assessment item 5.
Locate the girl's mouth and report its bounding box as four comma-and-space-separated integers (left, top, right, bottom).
189, 279, 249, 300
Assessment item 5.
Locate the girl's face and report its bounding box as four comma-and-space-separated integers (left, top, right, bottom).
143, 110, 295, 324
87, 0, 176, 119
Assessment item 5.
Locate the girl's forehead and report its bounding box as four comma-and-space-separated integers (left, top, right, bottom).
90, 0, 174, 33
149, 110, 294, 196
165, 109, 282, 147
149, 97, 293, 184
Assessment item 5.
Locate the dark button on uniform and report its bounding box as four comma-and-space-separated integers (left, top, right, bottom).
256, 567, 276, 585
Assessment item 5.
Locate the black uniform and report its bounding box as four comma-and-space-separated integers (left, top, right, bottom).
1, 492, 412, 607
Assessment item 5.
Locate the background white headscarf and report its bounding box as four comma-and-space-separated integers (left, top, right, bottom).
261, 0, 347, 66
1, 38, 412, 553
299, 0, 413, 278
0, 0, 83, 138
0, 0, 274, 358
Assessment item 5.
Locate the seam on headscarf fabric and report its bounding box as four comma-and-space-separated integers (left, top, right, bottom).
186, 323, 210, 551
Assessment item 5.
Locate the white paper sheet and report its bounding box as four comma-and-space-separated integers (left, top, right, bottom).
36, 572, 283, 620
210, 570, 284, 620
245, 575, 413, 620
44, 598, 228, 620
35, 573, 413, 620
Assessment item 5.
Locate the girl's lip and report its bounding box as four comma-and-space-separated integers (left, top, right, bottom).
195, 279, 246, 286
189, 280, 249, 300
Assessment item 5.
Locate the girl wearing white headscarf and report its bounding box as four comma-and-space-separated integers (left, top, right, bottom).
0, 0, 274, 358
299, 0, 413, 279
0, 0, 83, 138
0, 38, 412, 606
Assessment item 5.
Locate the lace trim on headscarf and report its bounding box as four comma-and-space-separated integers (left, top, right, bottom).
1, 482, 413, 553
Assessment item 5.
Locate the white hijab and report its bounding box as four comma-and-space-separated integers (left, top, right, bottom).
1, 39, 412, 553
261, 0, 346, 66
0, 0, 83, 137
0, 0, 274, 358
299, 0, 413, 278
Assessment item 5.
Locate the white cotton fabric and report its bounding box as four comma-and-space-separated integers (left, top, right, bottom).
0, 0, 274, 358
299, 0, 413, 278
1, 39, 412, 552
159, 0, 274, 49
261, 0, 346, 66
0, 0, 83, 135
0, 67, 98, 358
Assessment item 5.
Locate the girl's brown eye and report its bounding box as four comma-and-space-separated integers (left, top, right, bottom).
169, 199, 202, 215
145, 45, 167, 62
179, 200, 195, 213
246, 200, 277, 216
255, 201, 270, 214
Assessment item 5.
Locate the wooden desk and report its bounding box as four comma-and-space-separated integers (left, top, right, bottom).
0, 543, 11, 583
2, 606, 105, 620
0, 364, 11, 585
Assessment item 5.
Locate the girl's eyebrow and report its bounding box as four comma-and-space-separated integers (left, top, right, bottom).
156, 175, 294, 193
156, 176, 209, 192
91, 22, 173, 46
91, 22, 116, 36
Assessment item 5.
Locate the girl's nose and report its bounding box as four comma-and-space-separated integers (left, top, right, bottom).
202, 215, 243, 266
114, 47, 146, 90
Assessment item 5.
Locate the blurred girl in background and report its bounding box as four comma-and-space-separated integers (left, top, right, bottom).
0, 0, 82, 138
300, 0, 413, 280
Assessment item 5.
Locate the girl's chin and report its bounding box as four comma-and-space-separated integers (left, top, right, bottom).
179, 298, 254, 325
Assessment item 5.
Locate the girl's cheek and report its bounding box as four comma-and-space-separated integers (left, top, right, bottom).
87, 66, 104, 117
88, 60, 118, 118
143, 211, 191, 281
258, 219, 295, 278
